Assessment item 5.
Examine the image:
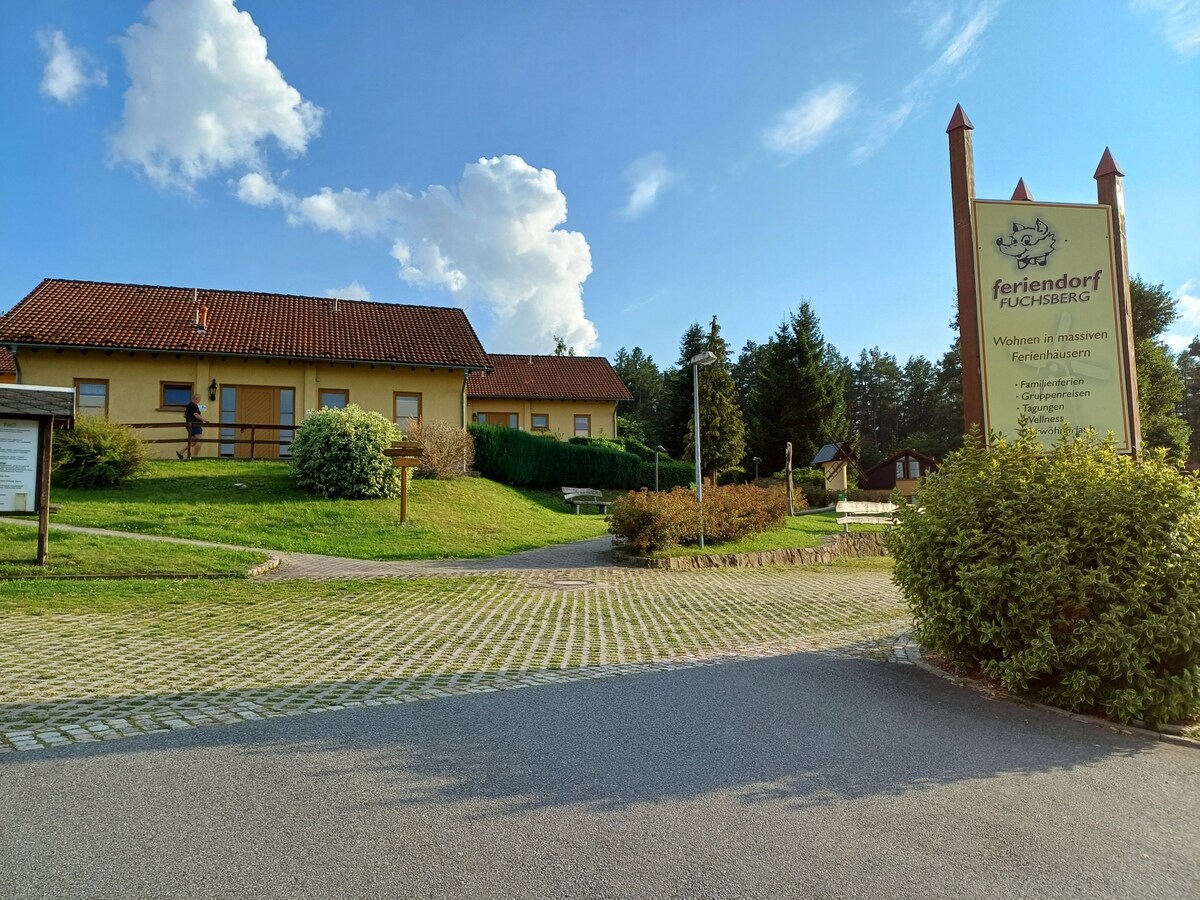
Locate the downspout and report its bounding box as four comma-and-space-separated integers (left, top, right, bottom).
461, 369, 468, 427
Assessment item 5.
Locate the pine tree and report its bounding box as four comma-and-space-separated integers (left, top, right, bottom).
612, 346, 665, 446
660, 324, 707, 458
747, 303, 848, 473
684, 317, 746, 482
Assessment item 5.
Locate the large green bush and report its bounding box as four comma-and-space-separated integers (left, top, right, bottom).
470, 424, 693, 490
609, 484, 787, 552
290, 405, 401, 499
888, 426, 1200, 725
52, 417, 147, 487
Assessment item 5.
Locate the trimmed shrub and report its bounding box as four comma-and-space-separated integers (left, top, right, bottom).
290, 404, 401, 499
609, 484, 787, 552
888, 426, 1200, 726
406, 420, 474, 478
52, 417, 147, 487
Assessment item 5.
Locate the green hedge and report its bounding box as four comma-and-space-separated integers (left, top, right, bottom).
470, 424, 693, 489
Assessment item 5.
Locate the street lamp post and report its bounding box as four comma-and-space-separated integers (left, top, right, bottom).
753, 456, 762, 482
654, 445, 667, 492
690, 350, 718, 548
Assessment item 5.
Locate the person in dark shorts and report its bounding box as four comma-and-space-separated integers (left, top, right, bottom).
178, 392, 209, 459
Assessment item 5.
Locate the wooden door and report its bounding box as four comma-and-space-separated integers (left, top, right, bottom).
235, 387, 280, 459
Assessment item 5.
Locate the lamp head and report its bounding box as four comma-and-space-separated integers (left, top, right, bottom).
689, 350, 718, 367
655, 445, 667, 453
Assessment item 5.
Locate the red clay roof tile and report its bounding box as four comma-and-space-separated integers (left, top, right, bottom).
0, 348, 15, 375
468, 354, 632, 401
0, 279, 491, 369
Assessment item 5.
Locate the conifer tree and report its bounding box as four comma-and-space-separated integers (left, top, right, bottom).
612, 346, 665, 446
684, 316, 746, 482
660, 323, 706, 458
747, 304, 848, 473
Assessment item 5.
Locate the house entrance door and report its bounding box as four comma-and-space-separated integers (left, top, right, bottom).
235, 386, 281, 459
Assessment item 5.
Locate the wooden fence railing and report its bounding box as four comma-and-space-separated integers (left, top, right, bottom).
125, 421, 293, 458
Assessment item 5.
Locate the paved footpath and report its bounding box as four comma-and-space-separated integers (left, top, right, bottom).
2, 528, 914, 753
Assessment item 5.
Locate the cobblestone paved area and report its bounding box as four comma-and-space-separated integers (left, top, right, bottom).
0, 566, 911, 753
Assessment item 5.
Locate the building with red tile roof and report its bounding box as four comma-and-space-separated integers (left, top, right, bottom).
466, 354, 632, 439
0, 278, 491, 458
0, 279, 635, 455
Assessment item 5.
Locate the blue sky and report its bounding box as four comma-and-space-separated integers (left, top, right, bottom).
3, 0, 1198, 368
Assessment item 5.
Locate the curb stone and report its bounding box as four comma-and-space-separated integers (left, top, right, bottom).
909, 654, 1200, 751
615, 532, 888, 570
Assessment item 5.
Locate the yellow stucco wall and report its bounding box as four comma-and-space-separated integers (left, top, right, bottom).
16, 349, 468, 458
466, 398, 620, 439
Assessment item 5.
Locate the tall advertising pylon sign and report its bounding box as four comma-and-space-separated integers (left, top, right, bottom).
947, 105, 1141, 455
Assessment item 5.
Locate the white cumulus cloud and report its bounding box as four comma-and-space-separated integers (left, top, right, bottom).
1135, 0, 1200, 55
111, 0, 323, 190
37, 29, 107, 104
1163, 279, 1200, 352
240, 155, 599, 355
763, 83, 857, 159
324, 281, 371, 302
621, 153, 677, 218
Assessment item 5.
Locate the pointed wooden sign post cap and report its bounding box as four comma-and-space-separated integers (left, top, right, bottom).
1094, 147, 1124, 179
946, 103, 974, 133
1011, 178, 1034, 201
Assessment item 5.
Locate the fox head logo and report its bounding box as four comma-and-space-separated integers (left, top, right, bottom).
995, 218, 1056, 268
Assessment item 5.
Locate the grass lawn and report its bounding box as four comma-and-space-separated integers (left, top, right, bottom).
49, 460, 609, 560
0, 524, 268, 579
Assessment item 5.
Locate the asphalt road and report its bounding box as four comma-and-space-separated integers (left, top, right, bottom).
2, 654, 1197, 899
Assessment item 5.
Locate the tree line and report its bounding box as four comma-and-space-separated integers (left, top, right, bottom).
612, 277, 1200, 478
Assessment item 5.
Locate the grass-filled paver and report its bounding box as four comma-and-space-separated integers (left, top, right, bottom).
0, 561, 908, 750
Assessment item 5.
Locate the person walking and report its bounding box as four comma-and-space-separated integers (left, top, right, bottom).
178, 393, 209, 459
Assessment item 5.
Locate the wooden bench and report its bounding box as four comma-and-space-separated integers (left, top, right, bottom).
835, 500, 897, 532
562, 487, 610, 514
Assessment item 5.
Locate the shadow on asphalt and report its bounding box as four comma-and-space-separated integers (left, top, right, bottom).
6, 652, 1160, 815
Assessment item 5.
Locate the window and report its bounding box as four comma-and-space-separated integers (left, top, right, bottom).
478, 412, 518, 428
319, 389, 349, 409
161, 382, 193, 409
908, 458, 921, 479
531, 413, 549, 432
895, 460, 905, 480
74, 379, 108, 418
394, 392, 422, 427
220, 385, 237, 457
574, 414, 591, 437
279, 388, 295, 457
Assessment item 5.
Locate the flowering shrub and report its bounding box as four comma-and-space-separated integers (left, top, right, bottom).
290, 404, 401, 499
608, 484, 787, 552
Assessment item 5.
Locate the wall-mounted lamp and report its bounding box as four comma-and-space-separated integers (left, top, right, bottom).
208, 379, 218, 402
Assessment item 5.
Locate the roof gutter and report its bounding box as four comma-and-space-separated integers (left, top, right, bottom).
0, 341, 494, 373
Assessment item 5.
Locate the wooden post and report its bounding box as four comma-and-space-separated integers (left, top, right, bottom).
400, 466, 408, 524
948, 104, 985, 436
36, 419, 52, 566
785, 442, 794, 516
1095, 148, 1142, 459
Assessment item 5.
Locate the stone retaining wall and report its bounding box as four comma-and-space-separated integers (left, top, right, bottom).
616, 532, 888, 570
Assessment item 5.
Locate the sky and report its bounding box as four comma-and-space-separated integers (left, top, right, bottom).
3, 0, 1198, 369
